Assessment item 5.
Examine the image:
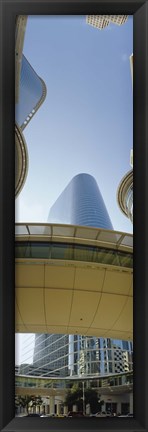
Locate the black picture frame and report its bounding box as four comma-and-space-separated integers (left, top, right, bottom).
0, 0, 148, 431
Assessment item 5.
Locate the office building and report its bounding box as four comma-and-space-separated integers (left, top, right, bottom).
117, 54, 133, 223
130, 53, 133, 88
86, 15, 128, 30
32, 334, 132, 377
15, 15, 28, 103
15, 54, 47, 131
15, 16, 47, 197
31, 173, 133, 378
117, 169, 133, 223
48, 173, 113, 229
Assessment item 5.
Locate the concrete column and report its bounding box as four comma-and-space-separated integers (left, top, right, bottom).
36, 405, 40, 414
86, 404, 90, 415
57, 403, 61, 416
64, 405, 68, 416
129, 392, 133, 414
117, 402, 121, 415
40, 405, 43, 415
45, 404, 49, 414
72, 405, 77, 412
50, 396, 55, 415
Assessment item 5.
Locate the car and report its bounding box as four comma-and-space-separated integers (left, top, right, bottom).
24, 413, 41, 417
67, 411, 85, 417
117, 413, 133, 418
95, 412, 107, 418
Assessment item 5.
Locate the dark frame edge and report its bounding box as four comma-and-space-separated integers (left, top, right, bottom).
133, 1, 148, 431
0, 0, 148, 431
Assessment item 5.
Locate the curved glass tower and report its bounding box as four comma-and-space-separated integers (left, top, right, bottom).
48, 173, 113, 230
15, 54, 46, 131
15, 17, 47, 197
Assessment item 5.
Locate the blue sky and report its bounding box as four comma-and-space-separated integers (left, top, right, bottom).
15, 15, 133, 365
15, 15, 133, 234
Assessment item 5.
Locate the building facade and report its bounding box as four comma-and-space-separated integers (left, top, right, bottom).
31, 174, 133, 378
48, 173, 113, 229
15, 54, 47, 131
117, 54, 133, 223
31, 334, 133, 378
86, 15, 128, 30
117, 169, 133, 223
15, 16, 47, 197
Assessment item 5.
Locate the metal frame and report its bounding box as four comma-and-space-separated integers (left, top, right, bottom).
0, 0, 148, 431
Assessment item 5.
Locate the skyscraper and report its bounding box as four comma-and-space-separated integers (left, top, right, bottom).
33, 173, 132, 378
86, 15, 128, 30
117, 54, 133, 223
15, 16, 47, 197
48, 173, 113, 230
15, 54, 47, 131
117, 169, 133, 223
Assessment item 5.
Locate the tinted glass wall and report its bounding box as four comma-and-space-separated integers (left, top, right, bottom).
15, 55, 45, 129
48, 173, 113, 230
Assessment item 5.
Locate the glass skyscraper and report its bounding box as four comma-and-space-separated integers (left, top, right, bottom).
15, 54, 46, 131
48, 173, 113, 229
32, 173, 133, 378
15, 17, 47, 197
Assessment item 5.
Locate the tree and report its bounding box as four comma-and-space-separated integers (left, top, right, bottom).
15, 395, 43, 414
64, 382, 103, 414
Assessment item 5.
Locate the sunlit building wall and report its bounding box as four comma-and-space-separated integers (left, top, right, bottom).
86, 15, 128, 30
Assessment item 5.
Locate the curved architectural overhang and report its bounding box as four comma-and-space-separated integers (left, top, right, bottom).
15, 16, 28, 103
117, 170, 133, 223
15, 383, 133, 397
15, 124, 29, 198
21, 69, 47, 131
16, 371, 133, 396
15, 224, 133, 340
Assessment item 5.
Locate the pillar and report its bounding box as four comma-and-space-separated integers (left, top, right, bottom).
57, 403, 61, 416
86, 404, 90, 415
50, 396, 55, 415
117, 402, 121, 415
129, 392, 133, 414
64, 405, 68, 416
72, 405, 77, 412
36, 405, 40, 414
45, 403, 49, 414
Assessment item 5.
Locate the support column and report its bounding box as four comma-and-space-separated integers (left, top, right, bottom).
117, 402, 121, 415
36, 405, 40, 414
72, 405, 77, 412
57, 403, 61, 416
86, 404, 90, 415
64, 405, 68, 416
50, 396, 55, 415
45, 403, 49, 414
129, 392, 133, 414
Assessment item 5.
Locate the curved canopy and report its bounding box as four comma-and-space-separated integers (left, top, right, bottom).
15, 224, 133, 340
